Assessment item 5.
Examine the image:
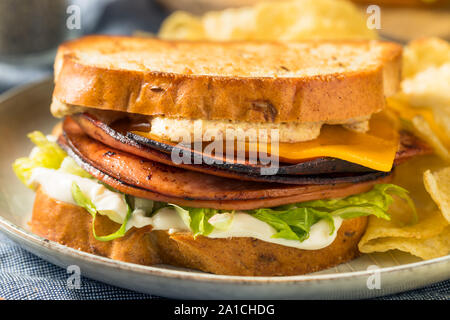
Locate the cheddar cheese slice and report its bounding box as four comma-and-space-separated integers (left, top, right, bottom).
261, 110, 399, 172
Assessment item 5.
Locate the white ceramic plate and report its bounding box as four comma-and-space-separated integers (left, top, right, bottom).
0, 78, 449, 299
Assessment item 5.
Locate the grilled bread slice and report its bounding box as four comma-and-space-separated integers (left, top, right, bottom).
52, 36, 402, 123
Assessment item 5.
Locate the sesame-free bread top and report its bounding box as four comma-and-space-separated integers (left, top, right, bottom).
52, 35, 402, 123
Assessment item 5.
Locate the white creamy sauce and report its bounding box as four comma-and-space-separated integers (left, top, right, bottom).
208, 213, 342, 250
30, 167, 342, 250
30, 167, 131, 226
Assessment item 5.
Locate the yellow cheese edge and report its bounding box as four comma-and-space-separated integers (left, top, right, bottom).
262, 110, 399, 172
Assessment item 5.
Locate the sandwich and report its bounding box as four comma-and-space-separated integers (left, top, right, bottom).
13, 36, 431, 276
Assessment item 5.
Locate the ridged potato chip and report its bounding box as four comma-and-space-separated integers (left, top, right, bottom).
403, 37, 450, 79
387, 98, 450, 162
158, 0, 377, 41
390, 38, 450, 162
359, 227, 450, 260
402, 63, 450, 112
411, 115, 450, 162
159, 11, 206, 40
424, 167, 450, 223
363, 38, 450, 259
359, 155, 450, 259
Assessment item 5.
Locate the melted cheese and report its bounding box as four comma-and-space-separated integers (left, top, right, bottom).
267, 110, 399, 172
134, 110, 399, 172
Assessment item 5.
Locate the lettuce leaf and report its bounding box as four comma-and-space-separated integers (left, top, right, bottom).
251, 207, 334, 241
191, 208, 218, 237
71, 182, 132, 241
250, 184, 416, 242
297, 184, 417, 224
169, 205, 218, 238
13, 131, 94, 188
13, 131, 67, 188
159, 184, 416, 242
59, 157, 92, 178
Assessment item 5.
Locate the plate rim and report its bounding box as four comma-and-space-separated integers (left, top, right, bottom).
1, 211, 449, 285
0, 76, 53, 105
0, 77, 449, 285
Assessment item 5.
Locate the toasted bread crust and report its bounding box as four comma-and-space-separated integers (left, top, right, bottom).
52, 36, 402, 123
31, 188, 368, 276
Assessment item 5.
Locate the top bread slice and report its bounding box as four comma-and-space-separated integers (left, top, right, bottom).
52, 35, 402, 123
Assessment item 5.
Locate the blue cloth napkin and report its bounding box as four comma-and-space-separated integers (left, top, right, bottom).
0, 232, 448, 300
0, 233, 156, 300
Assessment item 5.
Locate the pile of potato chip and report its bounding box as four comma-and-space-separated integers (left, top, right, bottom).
362, 37, 450, 259
388, 38, 450, 162
359, 154, 450, 259
158, 0, 377, 41
158, 0, 450, 260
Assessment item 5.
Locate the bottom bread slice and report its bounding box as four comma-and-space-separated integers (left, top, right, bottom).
30, 188, 368, 276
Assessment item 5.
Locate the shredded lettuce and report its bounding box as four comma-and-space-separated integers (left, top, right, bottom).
251, 207, 334, 242
169, 204, 218, 238
13, 131, 67, 188
59, 157, 92, 178
249, 184, 416, 242
13, 131, 92, 187
71, 182, 132, 241
160, 184, 416, 242
297, 184, 417, 224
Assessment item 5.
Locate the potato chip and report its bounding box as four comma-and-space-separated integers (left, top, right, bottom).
356, 38, 450, 260
203, 7, 256, 40
402, 63, 450, 111
158, 11, 206, 40
403, 37, 450, 79
359, 226, 450, 260
424, 167, 450, 223
388, 100, 450, 163
411, 115, 450, 162
359, 155, 450, 260
392, 38, 450, 163
433, 106, 450, 147
361, 203, 447, 242
158, 0, 377, 41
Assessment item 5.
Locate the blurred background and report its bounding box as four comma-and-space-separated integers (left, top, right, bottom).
0, 0, 449, 93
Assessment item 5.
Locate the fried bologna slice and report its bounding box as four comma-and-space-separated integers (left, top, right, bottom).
61, 116, 392, 202
58, 131, 393, 210
74, 113, 431, 177
31, 188, 368, 276
52, 36, 402, 122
